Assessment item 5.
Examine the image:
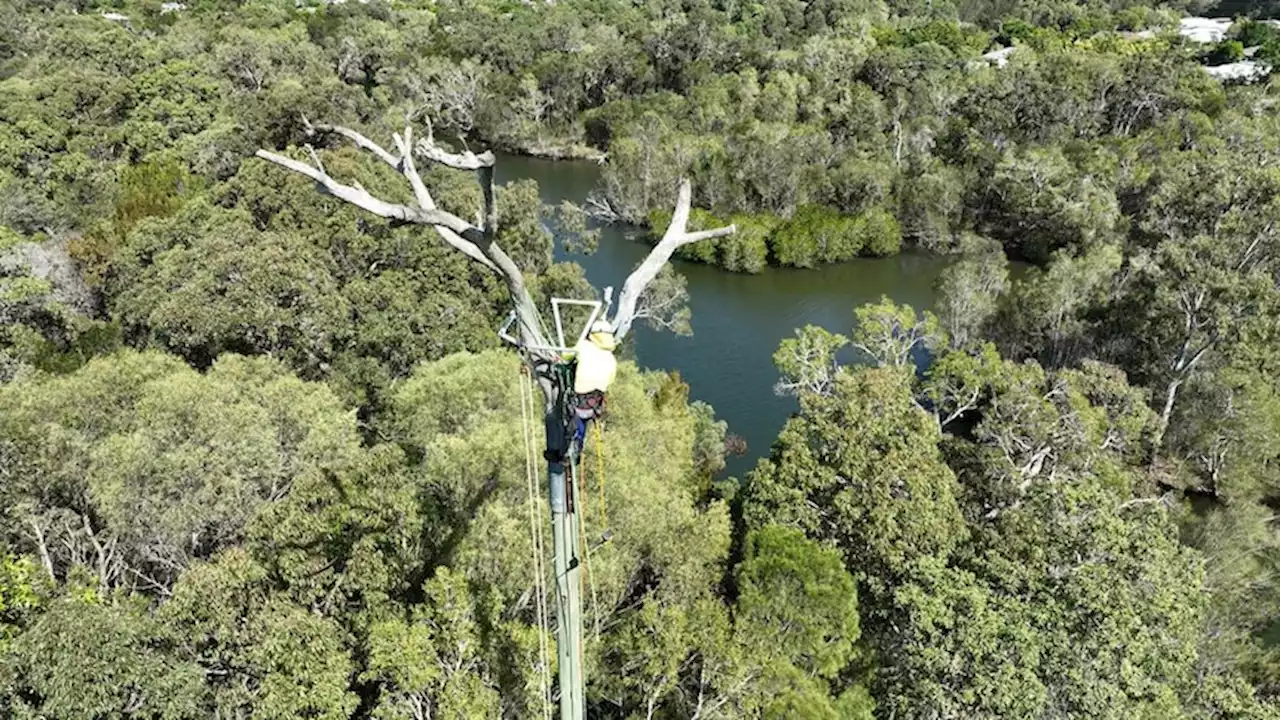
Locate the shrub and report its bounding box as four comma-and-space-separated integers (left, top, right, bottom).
1205, 40, 1245, 66
773, 205, 861, 267
855, 207, 903, 257
722, 214, 772, 273
1234, 20, 1280, 49
648, 208, 771, 273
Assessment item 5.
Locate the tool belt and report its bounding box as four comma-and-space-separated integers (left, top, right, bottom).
570, 390, 606, 420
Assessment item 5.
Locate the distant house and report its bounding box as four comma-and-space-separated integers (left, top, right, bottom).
1204, 60, 1272, 81
1179, 17, 1234, 43
981, 46, 1018, 68
967, 17, 1272, 83
1179, 16, 1275, 83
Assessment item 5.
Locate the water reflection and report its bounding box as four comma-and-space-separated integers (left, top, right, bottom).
497, 154, 953, 477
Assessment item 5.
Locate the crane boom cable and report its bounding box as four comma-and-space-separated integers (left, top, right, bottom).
594, 422, 606, 531
571, 449, 602, 641
519, 365, 553, 720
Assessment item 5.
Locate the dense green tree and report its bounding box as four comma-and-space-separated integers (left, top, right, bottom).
1169, 359, 1280, 503
752, 321, 1276, 718
982, 146, 1122, 262
1185, 500, 1280, 695
691, 400, 730, 481
773, 326, 850, 398
3, 597, 205, 720
364, 567, 513, 719
161, 549, 359, 719
734, 525, 859, 680
933, 235, 1009, 348
915, 348, 1242, 717
852, 296, 945, 366
111, 202, 352, 372
896, 157, 967, 250
5, 0, 1280, 716
877, 482, 1206, 719
0, 555, 42, 650
0, 350, 361, 593
992, 244, 1121, 369
1104, 146, 1280, 452
746, 365, 966, 586
773, 205, 863, 268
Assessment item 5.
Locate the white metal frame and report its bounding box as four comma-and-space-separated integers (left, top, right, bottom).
552, 298, 602, 349
499, 297, 603, 354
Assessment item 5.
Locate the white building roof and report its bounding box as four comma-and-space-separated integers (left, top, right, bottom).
1204, 60, 1271, 81
982, 46, 1018, 68
1179, 17, 1234, 43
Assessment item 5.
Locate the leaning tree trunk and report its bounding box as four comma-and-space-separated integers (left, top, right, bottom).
256, 118, 733, 720
543, 389, 585, 719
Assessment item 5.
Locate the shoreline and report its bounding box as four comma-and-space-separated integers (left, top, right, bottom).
496, 141, 607, 164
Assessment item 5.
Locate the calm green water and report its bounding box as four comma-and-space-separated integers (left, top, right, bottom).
496, 155, 952, 477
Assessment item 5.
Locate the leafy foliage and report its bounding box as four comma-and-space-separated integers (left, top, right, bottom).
0, 350, 361, 593
748, 330, 1266, 718
3, 0, 1280, 717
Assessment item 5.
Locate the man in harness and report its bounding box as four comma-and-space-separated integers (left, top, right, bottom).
565, 320, 617, 451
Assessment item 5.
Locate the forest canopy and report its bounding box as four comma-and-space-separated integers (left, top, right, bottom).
3, 0, 1280, 717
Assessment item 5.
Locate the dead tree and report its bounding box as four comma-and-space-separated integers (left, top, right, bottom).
255, 119, 733, 720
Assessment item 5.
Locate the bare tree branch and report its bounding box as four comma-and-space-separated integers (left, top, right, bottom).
304, 144, 325, 175
628, 267, 690, 336
256, 125, 549, 354
304, 116, 400, 168
127, 567, 174, 597
479, 165, 499, 236
81, 514, 117, 596
259, 125, 730, 371
682, 227, 738, 244
416, 124, 495, 170
26, 517, 55, 581
393, 126, 499, 272
305, 119, 498, 272
585, 192, 621, 223
1116, 494, 1173, 512
401, 133, 538, 348
253, 149, 501, 266
256, 149, 431, 222
392, 127, 433, 211
611, 179, 735, 341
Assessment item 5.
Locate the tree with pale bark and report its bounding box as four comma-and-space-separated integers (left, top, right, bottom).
254, 116, 735, 719
255, 117, 735, 363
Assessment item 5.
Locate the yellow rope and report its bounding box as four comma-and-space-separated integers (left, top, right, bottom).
571, 452, 603, 639
594, 422, 606, 530
518, 367, 552, 720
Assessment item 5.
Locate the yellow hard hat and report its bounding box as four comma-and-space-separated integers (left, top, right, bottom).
588, 320, 617, 351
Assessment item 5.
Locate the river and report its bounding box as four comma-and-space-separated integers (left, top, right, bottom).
496, 155, 953, 478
